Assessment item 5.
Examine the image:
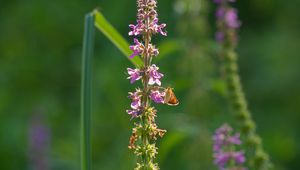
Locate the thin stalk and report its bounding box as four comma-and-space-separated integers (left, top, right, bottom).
80, 12, 95, 170
223, 48, 272, 169
141, 14, 151, 170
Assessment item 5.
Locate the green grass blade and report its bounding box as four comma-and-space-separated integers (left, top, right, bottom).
81, 12, 94, 170
93, 9, 143, 67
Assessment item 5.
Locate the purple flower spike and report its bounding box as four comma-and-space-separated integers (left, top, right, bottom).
225, 9, 241, 29
127, 68, 142, 84
214, 0, 240, 45
148, 64, 164, 86
126, 0, 176, 169
150, 90, 165, 103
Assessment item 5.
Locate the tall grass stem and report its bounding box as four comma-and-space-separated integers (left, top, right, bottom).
80, 12, 95, 170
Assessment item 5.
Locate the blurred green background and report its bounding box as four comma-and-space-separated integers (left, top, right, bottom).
0, 0, 299, 169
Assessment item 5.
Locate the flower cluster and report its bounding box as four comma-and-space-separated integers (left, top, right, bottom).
214, 0, 240, 44
126, 0, 177, 170
129, 0, 167, 59
126, 65, 165, 119
129, 38, 159, 59
213, 124, 247, 170
129, 0, 167, 37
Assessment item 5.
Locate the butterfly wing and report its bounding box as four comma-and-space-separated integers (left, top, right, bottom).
164, 88, 179, 106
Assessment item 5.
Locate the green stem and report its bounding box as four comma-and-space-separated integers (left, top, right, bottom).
140, 12, 152, 170
223, 48, 272, 169
80, 12, 95, 170
141, 114, 149, 170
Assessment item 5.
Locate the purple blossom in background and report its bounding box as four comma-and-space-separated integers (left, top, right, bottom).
228, 133, 242, 145
225, 9, 241, 29
214, 151, 246, 169
216, 7, 226, 18
215, 31, 225, 43
28, 113, 50, 170
148, 64, 164, 86
214, 0, 223, 4
214, 0, 240, 44
127, 68, 142, 84
233, 151, 246, 164
213, 124, 247, 170
214, 0, 236, 3
214, 151, 230, 168
150, 90, 165, 103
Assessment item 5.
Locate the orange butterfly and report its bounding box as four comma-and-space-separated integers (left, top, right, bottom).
164, 87, 179, 106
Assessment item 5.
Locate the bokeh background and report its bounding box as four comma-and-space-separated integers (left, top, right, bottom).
0, 0, 299, 169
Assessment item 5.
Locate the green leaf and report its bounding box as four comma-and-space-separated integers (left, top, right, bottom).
81, 12, 94, 170
93, 9, 143, 67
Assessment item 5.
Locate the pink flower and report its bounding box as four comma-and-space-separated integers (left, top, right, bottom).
150, 90, 165, 103
129, 20, 144, 36
128, 89, 142, 109
232, 151, 246, 164
126, 109, 141, 118
151, 18, 167, 36
215, 7, 226, 18
129, 38, 144, 58
127, 89, 142, 118
225, 9, 241, 29
146, 44, 159, 57
127, 68, 142, 84
129, 24, 140, 36
148, 64, 164, 86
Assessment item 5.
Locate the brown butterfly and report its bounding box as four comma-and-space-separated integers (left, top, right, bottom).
164, 87, 179, 106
